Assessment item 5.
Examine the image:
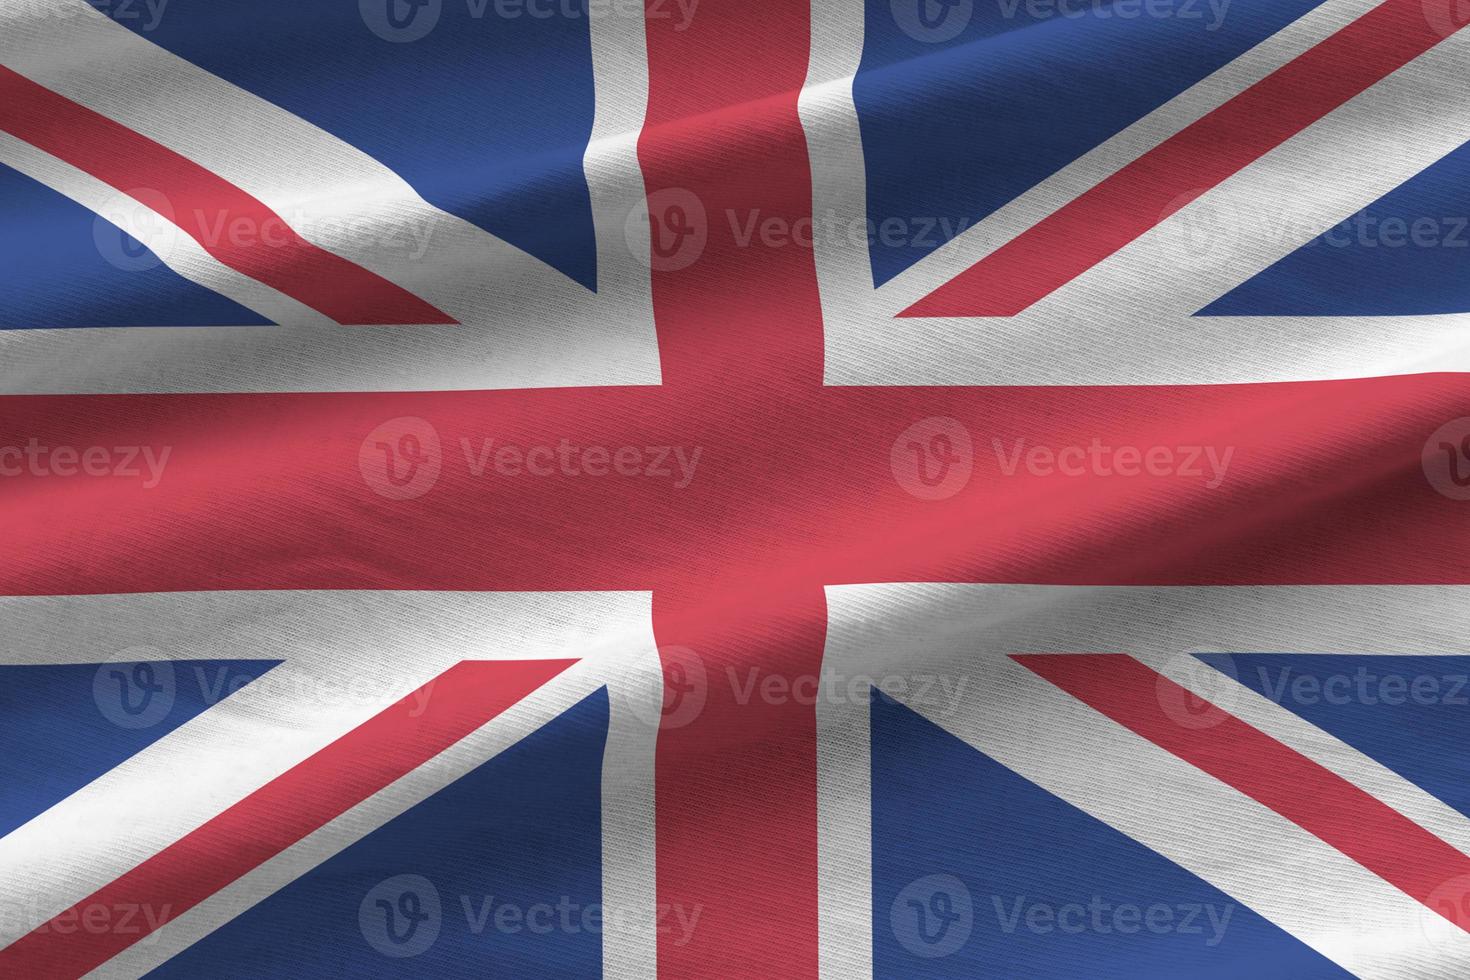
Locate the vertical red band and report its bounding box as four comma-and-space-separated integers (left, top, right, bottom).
638, 0, 829, 971
653, 589, 827, 978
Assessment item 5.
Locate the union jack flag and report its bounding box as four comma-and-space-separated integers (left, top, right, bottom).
2, 0, 1469, 976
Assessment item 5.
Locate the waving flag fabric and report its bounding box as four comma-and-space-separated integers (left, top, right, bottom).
2, 0, 1470, 976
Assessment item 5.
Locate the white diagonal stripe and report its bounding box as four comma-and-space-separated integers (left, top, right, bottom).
0, 131, 327, 331
1048, 23, 1470, 321
0, 590, 654, 957
807, 0, 1470, 386
822, 583, 1470, 979
87, 642, 660, 979
0, 0, 659, 392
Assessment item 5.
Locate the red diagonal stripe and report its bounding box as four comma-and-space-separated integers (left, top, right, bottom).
1015, 653, 1470, 928
0, 66, 455, 326
903, 0, 1470, 318
0, 658, 573, 978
